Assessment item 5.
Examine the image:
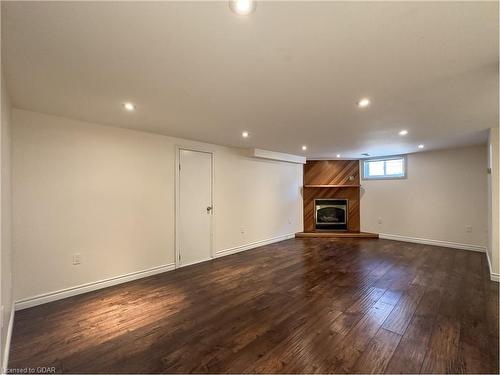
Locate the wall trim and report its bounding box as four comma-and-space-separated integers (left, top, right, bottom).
486, 250, 500, 282
15, 263, 176, 310
14, 234, 297, 311
216, 233, 295, 257
2, 305, 15, 372
379, 233, 487, 253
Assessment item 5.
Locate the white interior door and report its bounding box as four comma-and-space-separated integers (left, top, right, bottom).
178, 149, 213, 267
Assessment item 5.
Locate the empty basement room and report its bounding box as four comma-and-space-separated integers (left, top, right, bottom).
0, 1, 499, 374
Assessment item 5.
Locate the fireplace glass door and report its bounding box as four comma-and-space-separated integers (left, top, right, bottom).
314, 199, 348, 230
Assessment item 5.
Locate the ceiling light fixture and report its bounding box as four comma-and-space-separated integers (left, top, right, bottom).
418, 144, 425, 149
302, 145, 307, 151
357, 98, 371, 108
229, 0, 256, 15
242, 131, 249, 138
399, 130, 408, 136
123, 102, 135, 111
336, 154, 341, 158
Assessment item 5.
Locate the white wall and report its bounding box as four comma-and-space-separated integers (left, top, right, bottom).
1, 71, 13, 367
361, 146, 488, 248
487, 128, 499, 279
11, 109, 303, 302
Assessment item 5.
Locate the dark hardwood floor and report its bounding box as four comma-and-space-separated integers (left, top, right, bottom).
8, 238, 499, 374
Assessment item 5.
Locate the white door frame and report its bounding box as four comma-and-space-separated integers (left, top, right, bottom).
174, 145, 215, 268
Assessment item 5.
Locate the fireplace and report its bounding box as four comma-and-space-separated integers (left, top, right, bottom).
314, 199, 348, 230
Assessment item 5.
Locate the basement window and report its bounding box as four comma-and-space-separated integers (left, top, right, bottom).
362, 156, 407, 180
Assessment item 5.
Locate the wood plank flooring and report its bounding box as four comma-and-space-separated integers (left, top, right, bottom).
8, 238, 499, 374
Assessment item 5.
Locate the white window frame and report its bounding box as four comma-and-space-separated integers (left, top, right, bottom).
362, 155, 407, 180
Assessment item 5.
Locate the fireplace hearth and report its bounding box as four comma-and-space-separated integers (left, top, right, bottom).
314, 199, 348, 230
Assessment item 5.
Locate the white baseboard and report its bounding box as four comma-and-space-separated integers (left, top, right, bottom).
379, 233, 487, 253
216, 233, 295, 258
486, 250, 500, 282
15, 263, 176, 310
2, 305, 15, 372
14, 234, 296, 311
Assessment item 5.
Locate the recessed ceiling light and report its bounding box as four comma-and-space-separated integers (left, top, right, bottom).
357, 98, 371, 108
229, 0, 256, 15
418, 144, 425, 149
242, 131, 249, 138
123, 102, 135, 111
336, 154, 341, 158
302, 145, 307, 151
399, 130, 408, 136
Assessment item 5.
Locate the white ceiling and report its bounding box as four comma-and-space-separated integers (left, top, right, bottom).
2, 1, 498, 159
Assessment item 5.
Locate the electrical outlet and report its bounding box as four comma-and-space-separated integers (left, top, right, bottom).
466, 225, 472, 233
288, 218, 292, 224
240, 226, 245, 234
72, 253, 81, 265
378, 217, 383, 224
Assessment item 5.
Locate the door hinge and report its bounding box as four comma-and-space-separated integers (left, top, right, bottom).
179, 164, 181, 171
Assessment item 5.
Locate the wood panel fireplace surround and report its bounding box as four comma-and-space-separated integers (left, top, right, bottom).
296, 160, 378, 239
